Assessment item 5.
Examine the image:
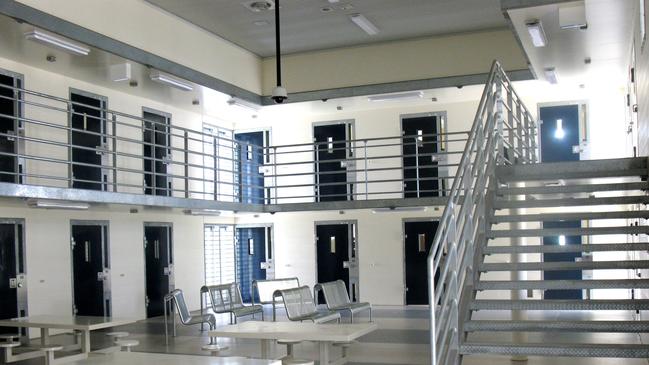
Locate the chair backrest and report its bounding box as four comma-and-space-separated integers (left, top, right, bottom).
202, 283, 244, 312
320, 280, 351, 308
165, 289, 192, 324
253, 277, 300, 304
277, 286, 317, 320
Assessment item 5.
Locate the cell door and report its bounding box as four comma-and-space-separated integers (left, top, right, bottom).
70, 90, 107, 191
0, 220, 27, 335
539, 104, 581, 162
144, 224, 173, 318
71, 222, 110, 316
0, 71, 23, 184
235, 131, 266, 204
404, 220, 439, 305
314, 122, 353, 202
236, 227, 273, 303
143, 109, 171, 196
315, 222, 359, 302
402, 114, 443, 198
543, 221, 583, 300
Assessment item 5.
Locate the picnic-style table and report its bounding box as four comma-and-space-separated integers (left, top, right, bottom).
70, 352, 282, 365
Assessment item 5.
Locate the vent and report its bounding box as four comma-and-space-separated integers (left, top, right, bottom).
242, 0, 275, 12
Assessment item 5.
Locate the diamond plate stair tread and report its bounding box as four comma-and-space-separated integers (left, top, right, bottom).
460, 342, 649, 358
488, 225, 649, 238
497, 182, 648, 195
494, 195, 649, 209
492, 210, 649, 223
470, 299, 649, 311
479, 260, 649, 272
464, 320, 649, 332
475, 279, 649, 290
483, 243, 649, 254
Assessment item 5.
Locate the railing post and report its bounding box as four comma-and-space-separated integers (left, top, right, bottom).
184, 131, 189, 199
111, 114, 117, 192
495, 87, 505, 165
363, 140, 369, 200
415, 137, 420, 198
273, 146, 278, 204
507, 87, 514, 164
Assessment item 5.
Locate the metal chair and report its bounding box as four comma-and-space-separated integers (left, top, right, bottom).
314, 280, 372, 322
272, 286, 340, 323
200, 283, 264, 327
163, 289, 224, 349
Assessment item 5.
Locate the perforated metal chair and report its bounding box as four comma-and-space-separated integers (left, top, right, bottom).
164, 289, 220, 346
273, 286, 340, 323
314, 280, 372, 322
200, 283, 264, 326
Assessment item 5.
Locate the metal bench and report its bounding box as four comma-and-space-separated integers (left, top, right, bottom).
314, 280, 372, 323
272, 286, 341, 323
163, 289, 223, 349
252, 277, 300, 305
200, 283, 264, 325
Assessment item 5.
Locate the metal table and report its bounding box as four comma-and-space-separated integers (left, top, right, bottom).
70, 352, 281, 364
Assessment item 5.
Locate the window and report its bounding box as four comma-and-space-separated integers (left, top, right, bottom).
204, 224, 235, 286
202, 125, 235, 201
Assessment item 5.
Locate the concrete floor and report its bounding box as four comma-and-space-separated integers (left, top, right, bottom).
8, 306, 649, 365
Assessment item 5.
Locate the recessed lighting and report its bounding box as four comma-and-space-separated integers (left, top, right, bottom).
525, 20, 547, 47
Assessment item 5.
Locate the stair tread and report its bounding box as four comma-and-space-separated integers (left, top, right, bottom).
465, 320, 649, 332
460, 342, 649, 358
488, 225, 649, 238
476, 279, 649, 290
470, 299, 649, 311
479, 260, 649, 272
484, 243, 649, 254
494, 195, 649, 209
495, 157, 647, 182
492, 210, 649, 223
497, 182, 648, 195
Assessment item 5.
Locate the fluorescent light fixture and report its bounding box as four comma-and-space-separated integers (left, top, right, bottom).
558, 235, 566, 246
554, 119, 565, 139
184, 209, 222, 216
27, 199, 89, 210
350, 13, 379, 35
544, 67, 558, 84
372, 207, 427, 213
150, 70, 194, 91
525, 20, 547, 47
368, 91, 424, 102
227, 96, 261, 112
24, 28, 90, 56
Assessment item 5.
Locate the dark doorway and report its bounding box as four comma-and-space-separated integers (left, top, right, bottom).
0, 220, 26, 335
235, 131, 266, 204
71, 222, 110, 316
543, 220, 583, 300
143, 109, 171, 196
315, 222, 359, 302
144, 224, 173, 318
0, 71, 22, 184
402, 114, 442, 198
404, 220, 439, 305
314, 122, 353, 202
236, 227, 271, 303
539, 104, 581, 162
70, 91, 106, 191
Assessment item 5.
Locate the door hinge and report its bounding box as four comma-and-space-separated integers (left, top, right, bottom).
72, 305, 78, 315
145, 296, 150, 307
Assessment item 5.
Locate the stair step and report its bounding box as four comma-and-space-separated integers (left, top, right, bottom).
464, 320, 649, 332
492, 210, 649, 223
460, 342, 649, 358
470, 299, 649, 311
476, 279, 649, 290
488, 225, 649, 238
494, 195, 649, 209
498, 182, 648, 196
496, 157, 648, 182
479, 260, 649, 272
483, 242, 649, 254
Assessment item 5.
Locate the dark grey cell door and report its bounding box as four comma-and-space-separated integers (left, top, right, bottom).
0, 220, 27, 336
71, 222, 110, 316
314, 122, 353, 202
402, 114, 442, 198
0, 71, 23, 184
315, 222, 359, 302
144, 224, 173, 318
70, 91, 107, 191
539, 104, 581, 162
143, 109, 171, 196
404, 220, 439, 305
543, 220, 583, 300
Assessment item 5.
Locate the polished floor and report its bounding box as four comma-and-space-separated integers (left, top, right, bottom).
11, 306, 649, 365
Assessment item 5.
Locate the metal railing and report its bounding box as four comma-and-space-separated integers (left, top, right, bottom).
0, 82, 469, 206
427, 61, 537, 365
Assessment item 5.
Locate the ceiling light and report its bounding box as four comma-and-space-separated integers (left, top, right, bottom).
27, 199, 90, 210
368, 91, 424, 102
544, 67, 558, 84
227, 96, 261, 112
149, 70, 194, 91
24, 28, 90, 56
525, 20, 547, 47
350, 13, 379, 35
372, 207, 427, 213
184, 209, 222, 216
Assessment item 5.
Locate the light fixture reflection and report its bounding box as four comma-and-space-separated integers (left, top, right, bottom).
554, 119, 565, 139
558, 235, 566, 246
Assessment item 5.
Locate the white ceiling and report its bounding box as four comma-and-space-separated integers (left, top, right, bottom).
145, 0, 507, 57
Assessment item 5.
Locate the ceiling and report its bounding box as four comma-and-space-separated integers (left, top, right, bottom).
145, 0, 507, 57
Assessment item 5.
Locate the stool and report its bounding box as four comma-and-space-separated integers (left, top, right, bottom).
114, 339, 139, 352
333, 341, 357, 358
202, 343, 229, 356
40, 345, 63, 365
281, 359, 313, 365
0, 341, 21, 358
277, 339, 301, 359
0, 334, 19, 343
105, 332, 129, 340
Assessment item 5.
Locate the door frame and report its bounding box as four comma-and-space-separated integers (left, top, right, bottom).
234, 128, 272, 204
312, 120, 356, 202
402, 217, 440, 306
143, 222, 174, 314
142, 107, 172, 195
202, 124, 234, 201
69, 220, 111, 316
234, 223, 275, 280
400, 111, 448, 198
0, 218, 27, 336
0, 68, 25, 184
537, 101, 588, 162
313, 220, 360, 300
540, 219, 585, 300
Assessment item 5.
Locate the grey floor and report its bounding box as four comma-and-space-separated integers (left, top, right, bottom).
9, 306, 649, 365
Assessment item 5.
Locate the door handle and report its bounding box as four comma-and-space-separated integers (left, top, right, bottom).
343, 261, 350, 269
9, 278, 17, 289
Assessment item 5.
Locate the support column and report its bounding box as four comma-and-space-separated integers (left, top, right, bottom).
510, 181, 527, 361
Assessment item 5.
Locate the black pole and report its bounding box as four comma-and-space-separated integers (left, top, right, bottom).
275, 0, 282, 86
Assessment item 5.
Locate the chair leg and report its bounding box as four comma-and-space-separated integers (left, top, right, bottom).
369, 308, 372, 322
350, 311, 354, 323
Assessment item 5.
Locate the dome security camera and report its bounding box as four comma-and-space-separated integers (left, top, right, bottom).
271, 86, 288, 104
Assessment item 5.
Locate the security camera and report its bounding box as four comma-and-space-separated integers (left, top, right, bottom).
271, 86, 288, 104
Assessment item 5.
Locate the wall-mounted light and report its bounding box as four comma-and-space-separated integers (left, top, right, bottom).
554, 119, 565, 139
525, 20, 547, 47
372, 207, 427, 213
350, 13, 380, 35
27, 199, 89, 210
24, 28, 90, 56
368, 91, 424, 102
227, 96, 261, 112
150, 70, 194, 91
184, 209, 222, 216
